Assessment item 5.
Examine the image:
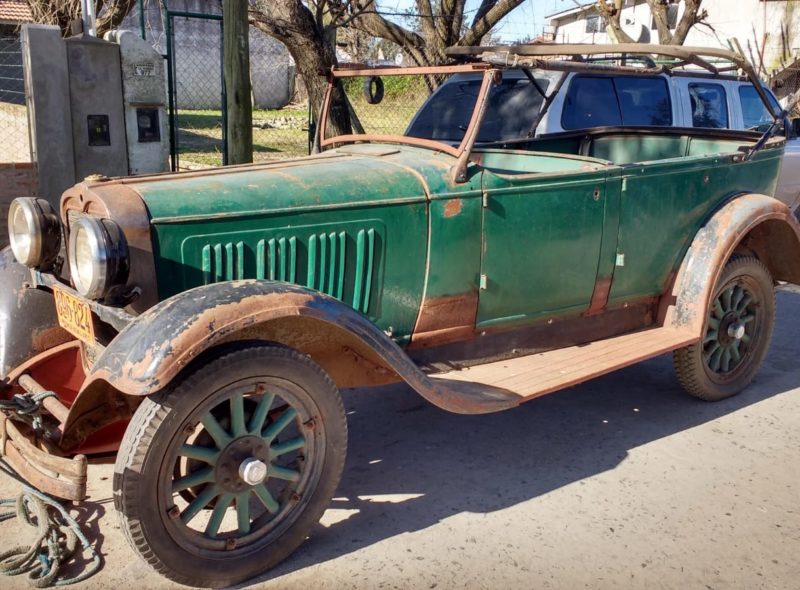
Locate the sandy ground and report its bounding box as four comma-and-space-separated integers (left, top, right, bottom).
1, 287, 799, 590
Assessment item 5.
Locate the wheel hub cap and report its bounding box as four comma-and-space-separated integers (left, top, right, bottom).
727, 322, 746, 341
216, 435, 270, 493
239, 457, 268, 486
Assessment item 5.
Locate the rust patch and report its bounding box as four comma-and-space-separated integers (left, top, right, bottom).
584, 276, 613, 316
443, 199, 463, 218
411, 290, 478, 348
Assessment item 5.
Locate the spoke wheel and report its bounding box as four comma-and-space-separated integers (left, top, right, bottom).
674, 256, 775, 401
114, 343, 347, 587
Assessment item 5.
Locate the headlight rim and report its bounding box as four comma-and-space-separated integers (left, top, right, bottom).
8, 197, 61, 269
68, 215, 129, 301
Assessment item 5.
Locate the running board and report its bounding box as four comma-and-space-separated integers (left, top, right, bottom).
430, 327, 698, 407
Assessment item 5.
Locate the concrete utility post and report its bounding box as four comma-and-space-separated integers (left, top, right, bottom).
223, 0, 254, 164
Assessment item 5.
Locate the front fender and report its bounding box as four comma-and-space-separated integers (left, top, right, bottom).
78, 280, 519, 417
0, 247, 71, 382
664, 193, 800, 334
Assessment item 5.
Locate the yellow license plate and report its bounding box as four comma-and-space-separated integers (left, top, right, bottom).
53, 287, 95, 343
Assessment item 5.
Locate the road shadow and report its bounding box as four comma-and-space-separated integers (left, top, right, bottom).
245, 288, 800, 586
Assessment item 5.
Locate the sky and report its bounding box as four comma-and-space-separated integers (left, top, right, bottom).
378, 0, 579, 43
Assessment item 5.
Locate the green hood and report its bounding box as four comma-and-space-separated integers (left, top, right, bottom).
135, 145, 460, 222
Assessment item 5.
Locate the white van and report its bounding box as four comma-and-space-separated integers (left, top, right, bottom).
408, 69, 800, 212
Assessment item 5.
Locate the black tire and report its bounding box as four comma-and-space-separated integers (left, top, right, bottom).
673, 256, 775, 401
362, 75, 384, 104
113, 342, 347, 587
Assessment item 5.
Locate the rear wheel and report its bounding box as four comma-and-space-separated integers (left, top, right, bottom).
113, 343, 347, 587
674, 257, 775, 401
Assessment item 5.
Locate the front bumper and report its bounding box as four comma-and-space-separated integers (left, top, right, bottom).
0, 414, 87, 501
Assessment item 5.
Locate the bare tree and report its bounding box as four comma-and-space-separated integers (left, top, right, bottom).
26, 0, 138, 36
595, 0, 708, 45
349, 0, 526, 67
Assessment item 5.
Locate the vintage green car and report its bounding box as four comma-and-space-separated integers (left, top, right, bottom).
2, 44, 800, 586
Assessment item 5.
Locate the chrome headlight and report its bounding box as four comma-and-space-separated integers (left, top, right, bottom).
68, 216, 129, 300
8, 197, 61, 269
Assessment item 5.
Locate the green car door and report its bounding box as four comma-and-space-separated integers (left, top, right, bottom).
476, 152, 611, 328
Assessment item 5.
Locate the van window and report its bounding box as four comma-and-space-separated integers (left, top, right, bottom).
562, 75, 672, 130
689, 83, 728, 128
407, 76, 550, 143
739, 86, 779, 130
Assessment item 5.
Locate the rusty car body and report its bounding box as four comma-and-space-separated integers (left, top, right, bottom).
2, 44, 800, 587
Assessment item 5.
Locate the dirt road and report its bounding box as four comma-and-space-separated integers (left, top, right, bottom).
2, 288, 799, 589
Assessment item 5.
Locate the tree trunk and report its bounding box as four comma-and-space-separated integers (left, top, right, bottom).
250, 1, 351, 137
224, 0, 253, 164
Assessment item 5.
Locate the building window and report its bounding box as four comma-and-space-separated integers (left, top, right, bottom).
651, 4, 679, 30
585, 16, 607, 34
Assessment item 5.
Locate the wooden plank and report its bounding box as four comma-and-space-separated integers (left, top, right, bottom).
431, 327, 698, 401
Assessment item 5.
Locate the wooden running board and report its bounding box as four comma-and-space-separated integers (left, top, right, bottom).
431, 326, 698, 402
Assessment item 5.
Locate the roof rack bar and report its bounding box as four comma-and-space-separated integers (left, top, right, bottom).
447, 43, 778, 120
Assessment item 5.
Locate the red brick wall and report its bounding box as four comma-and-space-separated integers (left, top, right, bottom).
0, 162, 39, 247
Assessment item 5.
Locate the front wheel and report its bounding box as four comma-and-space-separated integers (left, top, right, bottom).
673, 256, 775, 401
113, 342, 347, 587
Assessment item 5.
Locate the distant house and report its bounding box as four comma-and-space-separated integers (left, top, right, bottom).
0, 0, 34, 104
546, 0, 800, 79
121, 0, 295, 110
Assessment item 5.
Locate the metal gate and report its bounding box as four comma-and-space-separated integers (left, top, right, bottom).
165, 10, 227, 170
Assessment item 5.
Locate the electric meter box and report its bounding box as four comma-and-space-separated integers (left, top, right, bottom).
21, 25, 169, 207
65, 35, 129, 181
106, 30, 169, 175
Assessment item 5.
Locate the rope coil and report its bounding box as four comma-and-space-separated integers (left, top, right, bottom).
0, 457, 102, 587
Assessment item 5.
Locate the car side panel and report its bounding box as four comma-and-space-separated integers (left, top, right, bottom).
151, 203, 428, 345
608, 148, 783, 304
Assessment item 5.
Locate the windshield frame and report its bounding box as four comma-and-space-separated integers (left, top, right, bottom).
318, 63, 495, 158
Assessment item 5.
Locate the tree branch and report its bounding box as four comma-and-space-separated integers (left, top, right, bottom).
458, 0, 524, 47
671, 0, 707, 46
594, 1, 635, 44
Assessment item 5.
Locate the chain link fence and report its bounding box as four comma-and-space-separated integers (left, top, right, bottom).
0, 34, 31, 163
326, 72, 447, 141
771, 62, 800, 118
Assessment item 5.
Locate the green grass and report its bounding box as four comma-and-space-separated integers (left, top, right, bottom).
173, 76, 433, 168
175, 107, 310, 168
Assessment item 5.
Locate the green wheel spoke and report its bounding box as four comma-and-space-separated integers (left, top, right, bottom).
178, 444, 219, 464
262, 407, 297, 443
713, 299, 725, 319
205, 493, 234, 538
180, 484, 219, 524
736, 294, 753, 314
729, 343, 741, 364
740, 313, 756, 325
248, 392, 275, 435
707, 316, 720, 329
172, 466, 215, 493
731, 285, 745, 311
703, 330, 718, 344
708, 346, 723, 372
201, 413, 231, 448
269, 464, 300, 482
230, 394, 247, 438
721, 287, 733, 312
254, 484, 280, 513
270, 436, 306, 457
236, 492, 251, 534
741, 333, 751, 343
705, 341, 721, 358
721, 348, 732, 373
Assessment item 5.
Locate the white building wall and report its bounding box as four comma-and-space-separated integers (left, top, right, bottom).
550, 1, 800, 77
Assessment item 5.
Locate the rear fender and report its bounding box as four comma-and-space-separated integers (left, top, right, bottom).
663, 193, 800, 334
